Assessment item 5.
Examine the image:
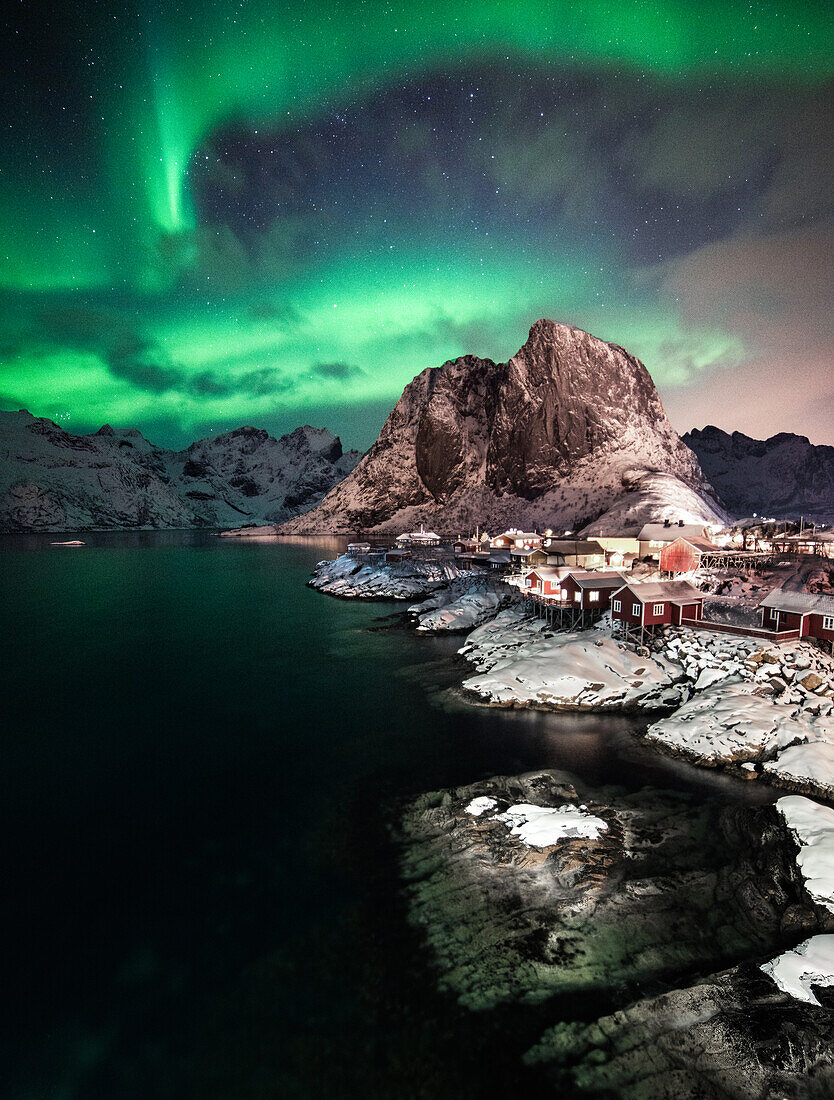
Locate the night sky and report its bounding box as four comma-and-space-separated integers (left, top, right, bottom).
2, 1, 833, 449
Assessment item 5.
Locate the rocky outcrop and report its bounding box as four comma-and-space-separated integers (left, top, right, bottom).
279, 320, 727, 534
307, 552, 467, 600
527, 962, 834, 1098
684, 424, 834, 523
457, 611, 687, 711
401, 770, 808, 1010
401, 770, 834, 1097
0, 411, 361, 531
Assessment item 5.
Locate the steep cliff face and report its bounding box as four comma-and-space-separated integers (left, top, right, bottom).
684, 426, 834, 523
280, 320, 724, 534
0, 412, 361, 532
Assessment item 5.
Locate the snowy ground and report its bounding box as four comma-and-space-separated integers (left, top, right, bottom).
646, 629, 834, 799
458, 611, 685, 711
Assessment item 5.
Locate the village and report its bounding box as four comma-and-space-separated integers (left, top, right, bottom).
345, 520, 834, 652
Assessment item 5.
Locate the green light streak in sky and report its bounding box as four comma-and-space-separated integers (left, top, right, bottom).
126, 0, 834, 237
1, 237, 742, 442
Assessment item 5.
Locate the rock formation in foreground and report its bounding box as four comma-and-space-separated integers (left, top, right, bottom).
0, 411, 361, 532
279, 320, 727, 535
402, 770, 834, 1096
684, 424, 834, 524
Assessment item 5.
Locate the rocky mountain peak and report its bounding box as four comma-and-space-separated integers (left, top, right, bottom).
278, 319, 719, 535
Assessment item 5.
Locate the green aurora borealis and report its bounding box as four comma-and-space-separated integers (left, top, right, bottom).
2, 0, 833, 447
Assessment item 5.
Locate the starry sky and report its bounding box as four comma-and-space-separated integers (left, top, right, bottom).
2, 0, 833, 449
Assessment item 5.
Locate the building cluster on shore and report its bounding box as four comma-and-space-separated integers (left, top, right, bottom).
346, 519, 834, 652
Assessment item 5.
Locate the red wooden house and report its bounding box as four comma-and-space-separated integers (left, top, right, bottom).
560, 570, 625, 610
611, 580, 704, 633
659, 535, 722, 574
522, 565, 570, 597
758, 591, 834, 646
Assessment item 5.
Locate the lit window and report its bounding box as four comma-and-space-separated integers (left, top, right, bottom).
823, 616, 834, 631
632, 603, 641, 616
612, 599, 621, 612
588, 590, 599, 602
653, 603, 665, 616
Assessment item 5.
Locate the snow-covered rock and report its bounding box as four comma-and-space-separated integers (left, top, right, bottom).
414, 590, 501, 632
773, 796, 834, 912
278, 319, 726, 535
459, 612, 684, 711
0, 411, 361, 531
496, 803, 608, 847
644, 685, 816, 765
760, 937, 834, 1006
465, 793, 607, 846
760, 798, 834, 1007
309, 552, 465, 600
764, 741, 834, 802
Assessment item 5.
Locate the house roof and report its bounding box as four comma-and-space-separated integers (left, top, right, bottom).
758, 590, 834, 615
564, 570, 625, 589
638, 524, 707, 543
543, 539, 604, 555
615, 580, 703, 604
510, 546, 546, 557
665, 535, 722, 553
495, 529, 540, 540
487, 551, 512, 563
524, 565, 570, 578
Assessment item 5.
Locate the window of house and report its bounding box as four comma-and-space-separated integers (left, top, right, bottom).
653, 603, 665, 616
612, 599, 621, 612
632, 603, 641, 616
770, 608, 779, 620
823, 616, 834, 631
588, 590, 599, 602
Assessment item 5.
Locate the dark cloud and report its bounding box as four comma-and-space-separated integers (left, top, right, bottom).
108, 339, 184, 393
190, 367, 294, 398
311, 361, 362, 379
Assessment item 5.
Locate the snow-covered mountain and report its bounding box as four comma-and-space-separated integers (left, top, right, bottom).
684, 426, 834, 524
0, 411, 361, 532
279, 320, 727, 535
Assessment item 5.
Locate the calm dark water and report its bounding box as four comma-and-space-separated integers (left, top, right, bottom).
0, 533, 774, 1099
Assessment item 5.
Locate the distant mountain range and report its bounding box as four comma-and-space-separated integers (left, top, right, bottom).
278, 320, 728, 536
684, 426, 834, 525
0, 412, 361, 532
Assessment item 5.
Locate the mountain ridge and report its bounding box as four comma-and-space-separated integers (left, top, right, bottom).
0, 411, 361, 532
684, 425, 834, 523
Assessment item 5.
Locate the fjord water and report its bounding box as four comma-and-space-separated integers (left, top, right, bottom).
0, 534, 772, 1098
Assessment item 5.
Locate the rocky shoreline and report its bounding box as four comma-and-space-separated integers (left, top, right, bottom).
310, 556, 834, 800
308, 553, 834, 1090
